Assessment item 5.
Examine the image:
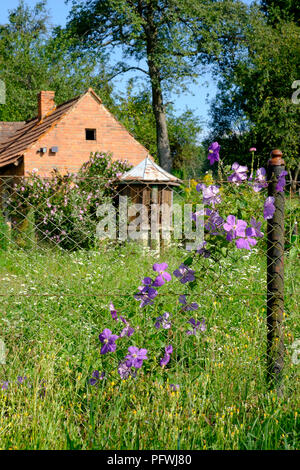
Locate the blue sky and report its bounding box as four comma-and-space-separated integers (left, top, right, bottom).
0, 0, 254, 136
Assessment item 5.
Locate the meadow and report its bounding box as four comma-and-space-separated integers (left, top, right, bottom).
0, 242, 299, 450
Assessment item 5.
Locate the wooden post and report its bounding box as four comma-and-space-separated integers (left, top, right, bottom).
266, 149, 285, 393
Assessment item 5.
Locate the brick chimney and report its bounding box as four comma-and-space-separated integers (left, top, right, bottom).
38, 91, 56, 121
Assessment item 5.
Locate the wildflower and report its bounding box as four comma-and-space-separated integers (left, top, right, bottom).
196, 184, 221, 207
173, 264, 195, 284
154, 312, 171, 329
89, 370, 105, 385
17, 376, 27, 384
152, 263, 172, 286
228, 163, 248, 184
179, 295, 199, 311
186, 318, 206, 335
276, 170, 288, 192
1, 381, 9, 390
223, 215, 247, 241
263, 196, 275, 220
160, 345, 173, 367
98, 329, 118, 354
117, 360, 136, 379
207, 142, 220, 165
125, 346, 148, 369
169, 384, 180, 391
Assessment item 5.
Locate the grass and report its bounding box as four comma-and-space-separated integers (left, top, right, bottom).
0, 242, 299, 450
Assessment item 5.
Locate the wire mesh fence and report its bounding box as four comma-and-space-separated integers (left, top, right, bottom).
0, 162, 299, 449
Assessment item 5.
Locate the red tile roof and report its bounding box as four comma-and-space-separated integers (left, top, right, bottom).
0, 96, 80, 168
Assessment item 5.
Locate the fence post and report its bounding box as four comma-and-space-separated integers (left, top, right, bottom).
267, 149, 285, 393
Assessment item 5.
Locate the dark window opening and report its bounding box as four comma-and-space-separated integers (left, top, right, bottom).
85, 128, 96, 140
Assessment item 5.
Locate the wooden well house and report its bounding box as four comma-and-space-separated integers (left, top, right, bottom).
118, 156, 181, 248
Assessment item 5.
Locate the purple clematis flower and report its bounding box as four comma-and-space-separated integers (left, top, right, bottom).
205, 209, 225, 236
228, 162, 248, 184
264, 196, 275, 220
154, 312, 171, 329
196, 184, 221, 207
196, 241, 211, 258
119, 316, 135, 338
186, 318, 206, 335
207, 142, 220, 165
152, 263, 172, 286
117, 360, 137, 379
160, 345, 173, 367
179, 295, 199, 311
276, 170, 288, 192
173, 264, 195, 284
109, 302, 118, 321
99, 329, 118, 354
134, 283, 158, 308
89, 370, 105, 385
223, 215, 247, 241
125, 346, 148, 369
252, 168, 268, 192
236, 227, 258, 250
250, 217, 263, 238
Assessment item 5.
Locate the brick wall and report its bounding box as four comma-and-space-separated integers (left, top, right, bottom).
24, 92, 149, 176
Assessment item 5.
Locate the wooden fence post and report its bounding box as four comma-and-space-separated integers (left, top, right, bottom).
266, 149, 285, 394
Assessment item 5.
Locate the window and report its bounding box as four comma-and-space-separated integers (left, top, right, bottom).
85, 128, 96, 141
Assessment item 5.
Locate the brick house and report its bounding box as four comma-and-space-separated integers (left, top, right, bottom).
0, 88, 150, 177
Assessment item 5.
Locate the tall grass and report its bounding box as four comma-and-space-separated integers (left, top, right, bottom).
0, 245, 299, 450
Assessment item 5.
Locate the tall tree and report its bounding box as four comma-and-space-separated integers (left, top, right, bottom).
0, 0, 112, 121
66, 0, 248, 171
208, 4, 300, 186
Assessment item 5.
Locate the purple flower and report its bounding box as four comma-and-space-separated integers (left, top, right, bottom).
228, 162, 248, 184
125, 346, 148, 369
154, 312, 171, 329
1, 381, 9, 390
179, 295, 199, 311
186, 318, 206, 335
207, 142, 220, 165
118, 360, 136, 379
250, 217, 263, 238
109, 302, 118, 321
119, 317, 135, 338
98, 329, 118, 354
173, 264, 195, 284
196, 184, 221, 207
169, 384, 180, 391
205, 210, 225, 236
160, 345, 173, 367
264, 196, 275, 220
89, 370, 105, 385
152, 263, 172, 286
223, 215, 247, 241
252, 168, 268, 192
236, 227, 258, 250
276, 170, 288, 192
196, 241, 211, 258
134, 281, 158, 308
17, 376, 27, 384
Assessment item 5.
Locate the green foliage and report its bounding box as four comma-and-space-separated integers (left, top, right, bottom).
209, 6, 300, 178
0, 211, 9, 251
0, 0, 113, 121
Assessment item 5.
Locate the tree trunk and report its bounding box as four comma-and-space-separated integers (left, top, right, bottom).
150, 78, 172, 172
